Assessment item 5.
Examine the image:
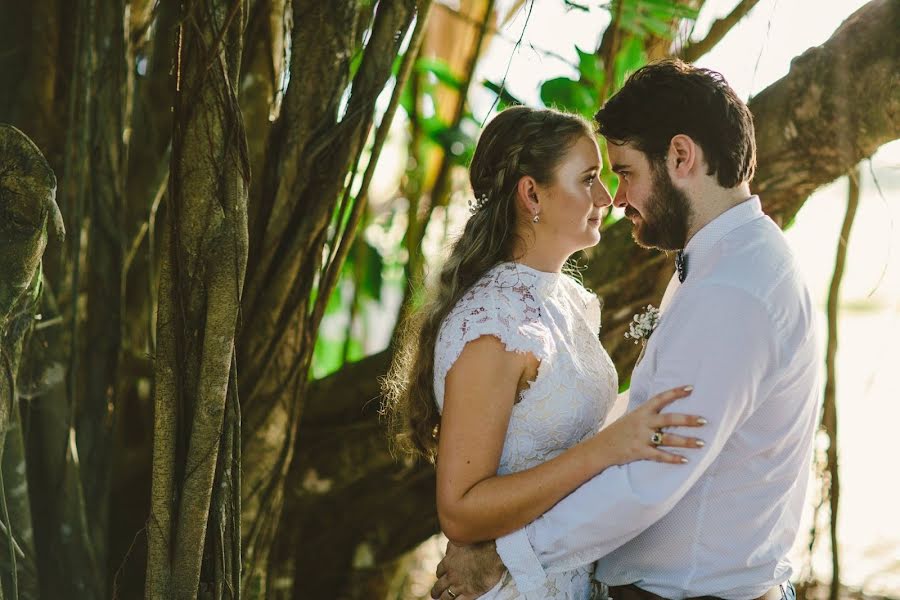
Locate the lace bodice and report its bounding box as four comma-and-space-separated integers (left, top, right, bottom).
433, 262, 618, 599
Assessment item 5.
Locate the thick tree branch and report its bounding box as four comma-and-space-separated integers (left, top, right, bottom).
678, 0, 761, 63
750, 0, 899, 222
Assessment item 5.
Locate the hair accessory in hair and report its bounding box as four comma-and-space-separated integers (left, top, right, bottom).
468, 193, 490, 215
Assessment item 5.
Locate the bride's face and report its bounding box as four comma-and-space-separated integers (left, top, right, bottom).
533, 135, 612, 254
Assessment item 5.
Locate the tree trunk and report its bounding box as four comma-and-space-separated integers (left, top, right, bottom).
0, 123, 64, 599
78, 1, 132, 585
144, 2, 250, 597
236, 1, 418, 592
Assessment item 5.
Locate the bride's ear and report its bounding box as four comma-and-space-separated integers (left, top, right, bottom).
516, 176, 540, 219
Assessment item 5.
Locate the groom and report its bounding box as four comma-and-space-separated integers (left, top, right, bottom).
431, 60, 820, 600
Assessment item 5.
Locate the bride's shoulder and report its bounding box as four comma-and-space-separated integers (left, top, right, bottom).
462, 263, 542, 314
442, 263, 543, 330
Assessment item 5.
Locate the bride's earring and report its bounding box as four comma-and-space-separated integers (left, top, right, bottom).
532, 214, 540, 223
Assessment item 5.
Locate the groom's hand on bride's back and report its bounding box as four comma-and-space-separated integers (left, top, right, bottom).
430, 540, 505, 600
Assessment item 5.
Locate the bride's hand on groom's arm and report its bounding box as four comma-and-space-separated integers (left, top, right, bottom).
596, 385, 707, 466
431, 540, 504, 600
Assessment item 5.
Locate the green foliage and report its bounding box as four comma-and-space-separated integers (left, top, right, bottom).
538, 46, 604, 118
399, 56, 478, 166
354, 236, 384, 303
618, 0, 699, 39
416, 56, 463, 90
311, 211, 390, 378
576, 46, 605, 87
540, 76, 598, 118
481, 80, 524, 111
613, 36, 646, 91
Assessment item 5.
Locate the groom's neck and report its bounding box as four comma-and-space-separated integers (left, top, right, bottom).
685, 181, 752, 245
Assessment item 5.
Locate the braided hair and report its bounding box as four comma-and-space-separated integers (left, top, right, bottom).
382, 106, 594, 462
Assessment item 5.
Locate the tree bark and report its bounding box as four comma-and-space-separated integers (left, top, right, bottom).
0, 123, 64, 599
144, 2, 250, 597
78, 1, 132, 585
285, 0, 900, 587
236, 1, 417, 592
822, 168, 859, 600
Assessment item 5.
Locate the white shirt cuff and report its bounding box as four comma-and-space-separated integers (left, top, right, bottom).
495, 527, 548, 597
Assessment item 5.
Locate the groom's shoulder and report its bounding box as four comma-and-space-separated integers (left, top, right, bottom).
707, 220, 810, 312
721, 217, 798, 278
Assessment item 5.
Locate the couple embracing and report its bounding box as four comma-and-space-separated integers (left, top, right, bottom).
383, 59, 819, 600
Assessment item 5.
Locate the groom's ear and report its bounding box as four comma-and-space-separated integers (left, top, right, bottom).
668, 134, 699, 179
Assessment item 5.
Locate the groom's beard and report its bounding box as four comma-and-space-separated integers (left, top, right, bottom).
628, 163, 692, 251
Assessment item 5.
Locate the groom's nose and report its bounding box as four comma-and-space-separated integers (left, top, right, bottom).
613, 185, 628, 209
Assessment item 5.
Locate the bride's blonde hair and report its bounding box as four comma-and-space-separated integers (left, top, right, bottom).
381, 106, 594, 462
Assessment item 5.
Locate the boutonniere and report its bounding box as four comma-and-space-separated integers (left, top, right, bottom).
624, 305, 660, 344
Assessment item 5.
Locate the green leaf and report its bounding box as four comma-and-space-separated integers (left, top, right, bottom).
563, 0, 591, 12
614, 36, 646, 91
399, 76, 415, 116
601, 169, 619, 200
482, 79, 524, 110
420, 115, 448, 141
324, 275, 346, 315
638, 14, 674, 38
428, 124, 475, 165
359, 241, 384, 301
311, 335, 345, 379
344, 337, 365, 363
782, 213, 797, 231
576, 46, 604, 86
416, 57, 463, 90
540, 77, 598, 118
618, 376, 631, 394
638, 0, 699, 20
348, 48, 365, 82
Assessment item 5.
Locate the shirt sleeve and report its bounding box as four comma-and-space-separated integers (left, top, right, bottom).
496, 283, 777, 595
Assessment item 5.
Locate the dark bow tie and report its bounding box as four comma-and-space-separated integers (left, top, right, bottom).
675, 250, 688, 283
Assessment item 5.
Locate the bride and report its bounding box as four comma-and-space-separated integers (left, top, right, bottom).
382, 106, 707, 600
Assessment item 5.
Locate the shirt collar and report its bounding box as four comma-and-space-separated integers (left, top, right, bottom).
682, 196, 763, 271
497, 261, 560, 298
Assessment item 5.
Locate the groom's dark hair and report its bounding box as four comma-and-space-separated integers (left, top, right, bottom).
595, 59, 756, 189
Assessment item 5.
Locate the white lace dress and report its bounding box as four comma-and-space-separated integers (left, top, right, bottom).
433, 262, 619, 600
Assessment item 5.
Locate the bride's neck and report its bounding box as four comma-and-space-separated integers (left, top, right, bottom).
510, 238, 568, 273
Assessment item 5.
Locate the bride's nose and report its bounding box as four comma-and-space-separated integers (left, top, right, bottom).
593, 181, 613, 208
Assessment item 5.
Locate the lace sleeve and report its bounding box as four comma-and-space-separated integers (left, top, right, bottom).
433, 280, 551, 412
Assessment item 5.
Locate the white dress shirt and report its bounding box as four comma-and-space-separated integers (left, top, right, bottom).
496, 197, 821, 600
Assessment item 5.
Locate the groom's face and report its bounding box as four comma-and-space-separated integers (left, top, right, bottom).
608, 142, 692, 251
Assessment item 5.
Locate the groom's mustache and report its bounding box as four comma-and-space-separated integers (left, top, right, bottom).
625, 207, 640, 220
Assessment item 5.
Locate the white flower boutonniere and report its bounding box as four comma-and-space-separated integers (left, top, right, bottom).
624, 305, 660, 344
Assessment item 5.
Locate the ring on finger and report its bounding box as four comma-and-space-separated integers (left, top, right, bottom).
447, 588, 458, 599
650, 430, 664, 446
